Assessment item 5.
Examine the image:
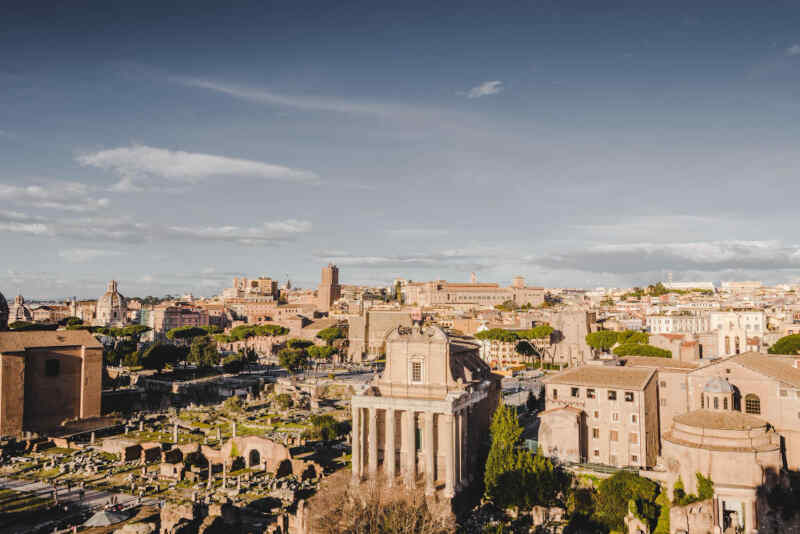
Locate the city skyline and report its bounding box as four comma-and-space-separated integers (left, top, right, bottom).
5, 1, 800, 297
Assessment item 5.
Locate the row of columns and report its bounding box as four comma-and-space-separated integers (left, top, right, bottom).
351, 404, 471, 497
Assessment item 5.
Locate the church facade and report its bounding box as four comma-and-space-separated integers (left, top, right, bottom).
350, 324, 500, 497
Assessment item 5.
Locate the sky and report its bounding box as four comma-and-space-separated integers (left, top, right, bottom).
3, 0, 800, 298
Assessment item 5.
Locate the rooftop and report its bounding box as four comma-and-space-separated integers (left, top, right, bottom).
673, 409, 768, 431
543, 365, 655, 390
619, 356, 700, 371
0, 329, 103, 353
729, 352, 800, 389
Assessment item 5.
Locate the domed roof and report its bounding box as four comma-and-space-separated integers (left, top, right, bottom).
703, 377, 733, 393
9, 294, 32, 322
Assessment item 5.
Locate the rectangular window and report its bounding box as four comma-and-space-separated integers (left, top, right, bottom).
660, 380, 667, 388
624, 391, 634, 402
631, 455, 639, 464
610, 431, 619, 442
631, 414, 638, 424
612, 412, 620, 422
608, 390, 617, 401
552, 388, 558, 400
629, 432, 639, 444
587, 388, 596, 399
45, 359, 60, 377
415, 427, 421, 450
592, 428, 599, 439
571, 387, 580, 398
594, 411, 599, 419
411, 362, 422, 383
593, 449, 600, 457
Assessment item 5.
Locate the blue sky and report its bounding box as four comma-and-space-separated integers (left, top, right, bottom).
3, 1, 800, 298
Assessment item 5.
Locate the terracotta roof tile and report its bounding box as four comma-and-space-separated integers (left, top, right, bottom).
543, 365, 655, 390
0, 330, 103, 353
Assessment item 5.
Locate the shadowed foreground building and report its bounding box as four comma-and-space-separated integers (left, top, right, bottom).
350, 324, 501, 497
0, 330, 103, 436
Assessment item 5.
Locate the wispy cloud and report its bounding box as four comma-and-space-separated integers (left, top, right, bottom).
58, 248, 123, 263
76, 144, 320, 191
0, 210, 312, 246
386, 228, 449, 238
462, 80, 504, 99
786, 44, 800, 56
0, 182, 110, 212
164, 219, 312, 245
527, 240, 800, 274
174, 77, 396, 117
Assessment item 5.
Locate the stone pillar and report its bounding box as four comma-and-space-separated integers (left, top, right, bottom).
424, 412, 435, 495
462, 407, 471, 483
403, 410, 416, 487
232, 421, 237, 438
217, 427, 221, 441
139, 420, 144, 432
368, 407, 378, 475
384, 408, 396, 484
173, 424, 178, 443
454, 411, 461, 491
444, 413, 455, 498
351, 405, 362, 481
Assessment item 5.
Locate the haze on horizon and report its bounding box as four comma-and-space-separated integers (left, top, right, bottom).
3, 0, 800, 299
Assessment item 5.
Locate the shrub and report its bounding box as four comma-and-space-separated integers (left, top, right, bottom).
613, 343, 671, 358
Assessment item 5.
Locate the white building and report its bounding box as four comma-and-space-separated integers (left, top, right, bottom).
646, 314, 709, 334
708, 310, 766, 356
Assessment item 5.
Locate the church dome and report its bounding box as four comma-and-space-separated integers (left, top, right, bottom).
96, 280, 127, 325
0, 291, 8, 330
9, 294, 33, 322
703, 377, 733, 394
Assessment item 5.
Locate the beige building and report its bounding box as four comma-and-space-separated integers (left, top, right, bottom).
538, 365, 660, 468
8, 294, 33, 323
316, 264, 341, 312
350, 325, 500, 497
0, 330, 103, 435
347, 307, 413, 362
402, 277, 544, 309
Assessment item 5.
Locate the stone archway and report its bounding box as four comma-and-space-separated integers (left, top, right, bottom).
249, 449, 261, 468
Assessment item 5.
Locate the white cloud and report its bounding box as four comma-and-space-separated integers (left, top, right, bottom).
58, 248, 122, 263
463, 81, 504, 99
76, 144, 320, 191
174, 78, 397, 116
0, 182, 110, 212
786, 44, 800, 56
0, 222, 49, 235
529, 240, 800, 274
165, 219, 312, 245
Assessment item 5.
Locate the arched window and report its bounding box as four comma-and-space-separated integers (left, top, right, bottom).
723, 397, 728, 410
745, 394, 761, 415
714, 397, 719, 410
735, 336, 741, 355
701, 395, 704, 409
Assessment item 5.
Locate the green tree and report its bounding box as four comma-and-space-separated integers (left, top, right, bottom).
595, 471, 660, 532
188, 336, 219, 367
613, 343, 672, 358
654, 491, 671, 534
60, 316, 83, 327
485, 402, 524, 509
307, 414, 346, 441
515, 340, 538, 363
222, 353, 244, 373
585, 331, 619, 352
617, 330, 649, 345
166, 325, 207, 342
9, 321, 57, 331
769, 334, 800, 355
140, 343, 183, 370
122, 350, 140, 367
475, 329, 520, 343
278, 347, 309, 374
309, 345, 337, 362
316, 326, 344, 345
696, 473, 714, 501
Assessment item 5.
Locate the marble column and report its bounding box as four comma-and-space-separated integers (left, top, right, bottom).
351, 406, 362, 480
403, 410, 416, 487
454, 410, 462, 491
424, 412, 435, 495
368, 407, 378, 475
444, 413, 455, 497
384, 408, 396, 484
463, 407, 471, 483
